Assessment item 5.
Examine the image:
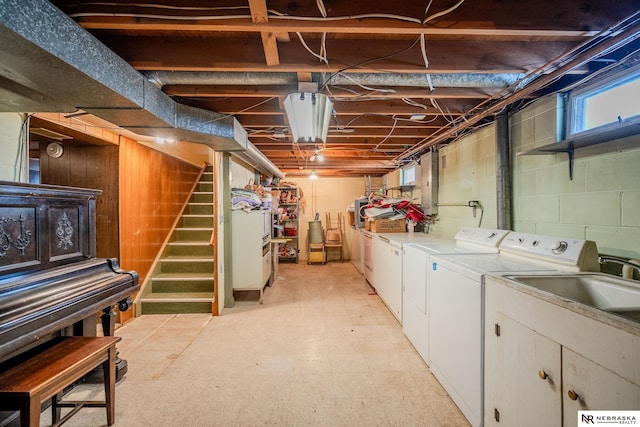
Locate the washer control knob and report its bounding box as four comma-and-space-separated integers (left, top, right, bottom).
517, 237, 524, 244
487, 232, 496, 239
551, 241, 568, 254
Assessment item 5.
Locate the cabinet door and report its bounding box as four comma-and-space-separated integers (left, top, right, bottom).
486, 313, 561, 427
373, 238, 402, 322
562, 348, 640, 426
402, 245, 428, 362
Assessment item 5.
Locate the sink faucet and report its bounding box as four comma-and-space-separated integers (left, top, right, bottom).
598, 256, 640, 279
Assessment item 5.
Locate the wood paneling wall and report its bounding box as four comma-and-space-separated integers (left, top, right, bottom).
118, 137, 202, 320
39, 142, 120, 259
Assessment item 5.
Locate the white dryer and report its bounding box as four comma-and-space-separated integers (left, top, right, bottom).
402, 227, 510, 364
427, 232, 599, 427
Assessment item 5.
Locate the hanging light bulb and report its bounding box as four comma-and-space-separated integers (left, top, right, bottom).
310, 171, 318, 180
310, 149, 324, 162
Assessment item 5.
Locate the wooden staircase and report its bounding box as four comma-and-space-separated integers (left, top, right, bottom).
139, 167, 216, 314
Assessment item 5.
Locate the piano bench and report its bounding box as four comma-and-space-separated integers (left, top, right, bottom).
0, 336, 121, 427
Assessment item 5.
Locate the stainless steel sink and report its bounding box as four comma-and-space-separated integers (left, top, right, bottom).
503, 273, 640, 323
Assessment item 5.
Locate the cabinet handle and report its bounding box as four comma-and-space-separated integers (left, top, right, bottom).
538, 370, 549, 380
567, 390, 579, 401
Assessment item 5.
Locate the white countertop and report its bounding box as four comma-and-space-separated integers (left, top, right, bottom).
373, 232, 445, 246
486, 272, 640, 337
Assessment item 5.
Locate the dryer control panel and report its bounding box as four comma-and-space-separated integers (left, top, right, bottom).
499, 232, 600, 271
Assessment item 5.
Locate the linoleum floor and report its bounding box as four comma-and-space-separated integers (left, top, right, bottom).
45, 262, 470, 426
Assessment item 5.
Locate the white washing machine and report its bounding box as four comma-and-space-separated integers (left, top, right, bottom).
427, 232, 599, 427
402, 227, 511, 365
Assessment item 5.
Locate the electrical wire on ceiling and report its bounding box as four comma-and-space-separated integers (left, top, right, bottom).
69, 1, 464, 25
332, 73, 398, 93
371, 118, 399, 152
67, 9, 423, 24
320, 35, 423, 91
430, 98, 458, 125
402, 98, 430, 111
422, 0, 465, 24
198, 96, 277, 125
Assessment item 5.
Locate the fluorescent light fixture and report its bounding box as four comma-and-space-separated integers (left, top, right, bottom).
284, 92, 333, 143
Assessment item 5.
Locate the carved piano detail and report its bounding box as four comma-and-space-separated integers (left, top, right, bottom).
0, 181, 139, 372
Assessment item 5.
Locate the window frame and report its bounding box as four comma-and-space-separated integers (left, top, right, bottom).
566, 64, 640, 140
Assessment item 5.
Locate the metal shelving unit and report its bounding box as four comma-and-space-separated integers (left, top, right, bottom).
272, 187, 299, 263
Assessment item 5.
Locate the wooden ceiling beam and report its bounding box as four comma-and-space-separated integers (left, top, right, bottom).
236, 114, 449, 128
248, 0, 281, 66
75, 18, 598, 40
184, 98, 469, 115
61, 0, 638, 36
98, 35, 576, 74
249, 127, 433, 138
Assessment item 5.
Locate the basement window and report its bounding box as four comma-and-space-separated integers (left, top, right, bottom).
567, 65, 640, 138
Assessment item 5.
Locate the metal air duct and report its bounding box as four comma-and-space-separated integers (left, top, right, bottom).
0, 0, 250, 152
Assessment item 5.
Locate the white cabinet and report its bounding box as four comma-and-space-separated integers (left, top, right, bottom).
562, 348, 640, 426
231, 210, 271, 303
373, 235, 402, 322
364, 231, 374, 286
487, 314, 561, 426
485, 276, 640, 426
402, 244, 429, 362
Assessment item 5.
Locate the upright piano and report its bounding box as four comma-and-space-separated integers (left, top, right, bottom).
0, 181, 139, 424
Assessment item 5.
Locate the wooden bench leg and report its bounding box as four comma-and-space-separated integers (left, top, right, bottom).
51, 392, 63, 424
103, 346, 117, 426
20, 396, 41, 427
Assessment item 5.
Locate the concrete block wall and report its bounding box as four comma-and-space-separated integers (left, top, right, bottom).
511, 96, 640, 258
430, 124, 499, 237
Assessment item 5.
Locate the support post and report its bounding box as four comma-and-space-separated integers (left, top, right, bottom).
496, 110, 512, 231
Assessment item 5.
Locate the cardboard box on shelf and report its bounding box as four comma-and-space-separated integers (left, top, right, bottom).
369, 219, 405, 233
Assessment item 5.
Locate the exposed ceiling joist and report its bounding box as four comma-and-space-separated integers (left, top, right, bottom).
17, 1, 639, 175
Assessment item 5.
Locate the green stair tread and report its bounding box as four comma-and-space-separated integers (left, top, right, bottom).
168, 241, 211, 246
153, 272, 214, 280
161, 256, 213, 261
175, 227, 213, 231
142, 292, 214, 301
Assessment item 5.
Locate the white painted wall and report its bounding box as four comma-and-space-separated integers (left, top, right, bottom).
0, 113, 28, 182
293, 177, 366, 262
229, 157, 256, 189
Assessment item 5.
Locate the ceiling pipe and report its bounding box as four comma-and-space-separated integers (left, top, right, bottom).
145, 70, 523, 89
145, 71, 299, 87
324, 72, 524, 88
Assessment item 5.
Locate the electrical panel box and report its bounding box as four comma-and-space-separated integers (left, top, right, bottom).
420, 152, 438, 215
